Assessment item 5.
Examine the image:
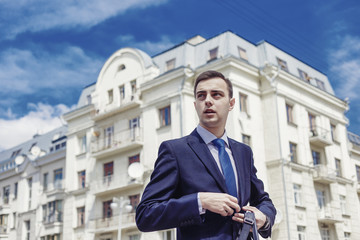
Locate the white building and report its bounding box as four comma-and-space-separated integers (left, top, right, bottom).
0, 126, 67, 240
2, 30, 360, 240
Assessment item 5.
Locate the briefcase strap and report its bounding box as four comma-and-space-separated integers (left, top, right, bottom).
238, 211, 259, 240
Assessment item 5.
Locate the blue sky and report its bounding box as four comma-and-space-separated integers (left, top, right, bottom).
0, 0, 359, 150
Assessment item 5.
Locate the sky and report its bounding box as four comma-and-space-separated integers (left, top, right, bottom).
0, 0, 359, 151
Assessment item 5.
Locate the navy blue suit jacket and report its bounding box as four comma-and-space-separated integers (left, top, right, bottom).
136, 129, 276, 239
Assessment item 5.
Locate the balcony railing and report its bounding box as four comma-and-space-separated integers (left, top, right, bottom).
91, 127, 143, 157
43, 212, 63, 225
45, 180, 64, 194
93, 174, 143, 196
317, 207, 341, 224
309, 127, 332, 147
92, 93, 141, 121
312, 164, 336, 184
90, 212, 136, 231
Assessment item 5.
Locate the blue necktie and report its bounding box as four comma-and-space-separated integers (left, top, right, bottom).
212, 138, 237, 198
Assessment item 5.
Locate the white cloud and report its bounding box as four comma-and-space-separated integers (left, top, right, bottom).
0, 45, 103, 96
116, 34, 174, 55
329, 35, 360, 100
0, 102, 74, 151
0, 0, 167, 39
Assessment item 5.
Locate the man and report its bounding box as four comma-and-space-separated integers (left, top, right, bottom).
136, 70, 276, 239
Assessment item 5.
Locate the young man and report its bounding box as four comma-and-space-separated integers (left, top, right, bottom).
136, 70, 276, 239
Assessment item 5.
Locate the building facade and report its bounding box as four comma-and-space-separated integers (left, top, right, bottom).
1, 31, 360, 239
0, 126, 67, 240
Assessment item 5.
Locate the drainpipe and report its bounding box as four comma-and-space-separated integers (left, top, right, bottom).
261, 64, 291, 239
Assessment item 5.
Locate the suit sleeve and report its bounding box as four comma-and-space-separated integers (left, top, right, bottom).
136, 141, 203, 232
248, 150, 277, 238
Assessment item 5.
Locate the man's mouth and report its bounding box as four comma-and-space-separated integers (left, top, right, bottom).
204, 109, 216, 114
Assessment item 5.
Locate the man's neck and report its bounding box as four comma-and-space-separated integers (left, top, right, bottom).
199, 124, 225, 138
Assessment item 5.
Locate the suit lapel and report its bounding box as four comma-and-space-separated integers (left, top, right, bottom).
229, 139, 246, 205
187, 130, 228, 193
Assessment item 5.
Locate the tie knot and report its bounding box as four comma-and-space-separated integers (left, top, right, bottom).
212, 138, 225, 149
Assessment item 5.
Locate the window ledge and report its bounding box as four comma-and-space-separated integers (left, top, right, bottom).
295, 205, 306, 210
288, 122, 298, 128
157, 125, 171, 131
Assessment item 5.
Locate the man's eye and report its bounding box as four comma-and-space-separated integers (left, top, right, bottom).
197, 94, 205, 99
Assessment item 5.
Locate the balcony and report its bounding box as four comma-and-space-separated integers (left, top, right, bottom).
89, 212, 136, 233
45, 180, 65, 197
312, 165, 336, 184
91, 127, 143, 159
92, 93, 141, 121
92, 174, 143, 196
317, 207, 341, 224
43, 212, 63, 228
309, 127, 332, 147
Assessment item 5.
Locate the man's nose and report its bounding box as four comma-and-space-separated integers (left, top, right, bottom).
205, 95, 213, 106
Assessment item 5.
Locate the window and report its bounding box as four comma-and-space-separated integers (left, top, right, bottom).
11, 149, 21, 158
238, 47, 248, 61
78, 170, 86, 189
277, 57, 289, 72
159, 106, 171, 127
315, 78, 326, 90
166, 58, 176, 71
297, 226, 306, 240
86, 94, 92, 105
14, 182, 18, 199
103, 162, 113, 184
43, 200, 63, 223
335, 158, 342, 177
104, 126, 114, 148
3, 186, 10, 204
344, 232, 351, 240
119, 85, 125, 101
239, 93, 248, 114
43, 173, 48, 191
286, 104, 294, 124
28, 178, 32, 209
118, 64, 126, 71
340, 195, 347, 215
298, 69, 311, 82
308, 113, 316, 132
0, 214, 8, 232
129, 194, 140, 212
312, 150, 321, 165
129, 154, 140, 165
293, 184, 302, 206
129, 234, 140, 240
289, 142, 297, 163
162, 230, 175, 240
130, 80, 137, 97
356, 165, 360, 182
316, 190, 326, 209
129, 117, 140, 140
108, 89, 113, 104
54, 168, 63, 189
25, 220, 30, 240
103, 200, 113, 219
80, 135, 87, 153
320, 226, 330, 240
77, 207, 85, 227
242, 134, 251, 146
330, 124, 336, 142
208, 47, 218, 61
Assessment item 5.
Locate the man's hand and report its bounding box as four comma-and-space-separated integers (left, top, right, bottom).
232, 206, 267, 229
199, 192, 240, 216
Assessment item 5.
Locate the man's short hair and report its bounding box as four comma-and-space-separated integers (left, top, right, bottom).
193, 70, 233, 98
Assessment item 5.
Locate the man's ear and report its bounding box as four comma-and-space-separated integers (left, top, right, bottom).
229, 97, 235, 111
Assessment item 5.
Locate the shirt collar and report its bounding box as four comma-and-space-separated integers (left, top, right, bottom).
196, 125, 229, 147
